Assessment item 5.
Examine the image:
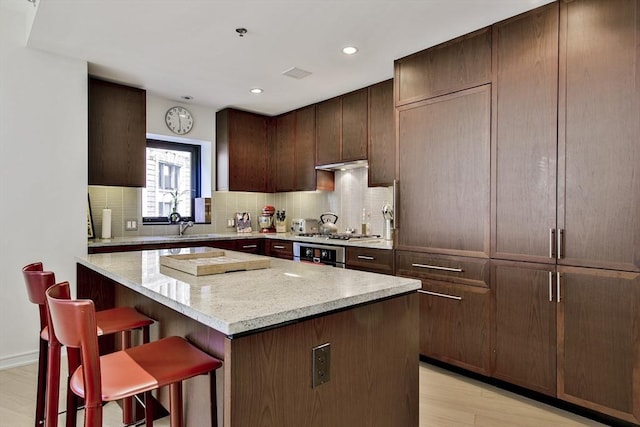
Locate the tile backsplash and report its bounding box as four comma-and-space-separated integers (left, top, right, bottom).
88, 168, 392, 238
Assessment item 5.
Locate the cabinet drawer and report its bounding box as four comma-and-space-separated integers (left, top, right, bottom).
395, 251, 489, 288
346, 247, 393, 275
267, 240, 293, 260
418, 280, 491, 375
235, 239, 263, 254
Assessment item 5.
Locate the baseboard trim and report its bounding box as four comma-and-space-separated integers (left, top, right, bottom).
0, 348, 68, 371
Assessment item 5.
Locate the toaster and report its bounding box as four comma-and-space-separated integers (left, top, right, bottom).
290, 218, 319, 234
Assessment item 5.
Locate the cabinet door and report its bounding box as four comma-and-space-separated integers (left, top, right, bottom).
557, 266, 640, 424
395, 28, 492, 105
397, 85, 491, 257
88, 77, 146, 187
492, 3, 559, 264
418, 280, 491, 375
216, 109, 269, 192
294, 105, 318, 191
341, 88, 368, 161
492, 261, 556, 397
275, 112, 295, 192
316, 97, 341, 165
558, 0, 640, 272
368, 79, 395, 187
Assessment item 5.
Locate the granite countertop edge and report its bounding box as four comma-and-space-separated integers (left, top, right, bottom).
88, 232, 394, 250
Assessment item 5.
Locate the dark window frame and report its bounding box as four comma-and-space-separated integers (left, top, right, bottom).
143, 139, 201, 224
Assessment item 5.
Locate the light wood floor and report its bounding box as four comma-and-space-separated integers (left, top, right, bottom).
0, 360, 605, 426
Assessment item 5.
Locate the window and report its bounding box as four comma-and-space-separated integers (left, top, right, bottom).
143, 139, 201, 223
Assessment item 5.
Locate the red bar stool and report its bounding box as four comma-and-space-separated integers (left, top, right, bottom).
46, 282, 222, 427
22, 262, 154, 427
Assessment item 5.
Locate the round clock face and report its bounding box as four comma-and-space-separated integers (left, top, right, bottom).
165, 106, 194, 135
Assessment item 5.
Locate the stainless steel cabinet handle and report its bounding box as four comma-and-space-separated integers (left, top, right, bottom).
548, 271, 553, 302
393, 179, 398, 229
242, 244, 257, 249
273, 245, 286, 249
418, 290, 463, 301
357, 255, 375, 260
557, 229, 564, 259
549, 228, 556, 258
556, 272, 561, 303
411, 263, 463, 273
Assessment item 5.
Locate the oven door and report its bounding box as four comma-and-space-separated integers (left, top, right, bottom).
293, 242, 345, 268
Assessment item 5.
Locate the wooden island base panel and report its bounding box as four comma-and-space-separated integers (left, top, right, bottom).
77, 249, 420, 427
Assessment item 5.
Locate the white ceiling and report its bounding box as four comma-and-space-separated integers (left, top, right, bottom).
25, 0, 555, 116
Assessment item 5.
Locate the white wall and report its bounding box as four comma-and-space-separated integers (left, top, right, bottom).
0, 4, 88, 368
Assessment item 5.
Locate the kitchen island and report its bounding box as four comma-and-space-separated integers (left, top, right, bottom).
76, 247, 420, 427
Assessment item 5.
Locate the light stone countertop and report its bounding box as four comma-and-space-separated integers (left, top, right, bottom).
76, 247, 418, 336
88, 232, 394, 250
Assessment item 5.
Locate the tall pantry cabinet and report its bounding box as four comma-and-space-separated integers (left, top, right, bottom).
397, 0, 640, 423
492, 0, 640, 423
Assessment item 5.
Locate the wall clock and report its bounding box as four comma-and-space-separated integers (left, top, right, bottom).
165, 106, 194, 135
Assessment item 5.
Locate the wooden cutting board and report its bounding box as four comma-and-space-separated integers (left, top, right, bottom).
159, 250, 270, 276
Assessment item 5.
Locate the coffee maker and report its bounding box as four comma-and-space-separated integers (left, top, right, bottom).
258, 205, 276, 233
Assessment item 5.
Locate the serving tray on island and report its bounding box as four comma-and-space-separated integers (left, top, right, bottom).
159, 250, 270, 276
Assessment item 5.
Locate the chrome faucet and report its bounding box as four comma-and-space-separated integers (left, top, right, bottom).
179, 220, 194, 236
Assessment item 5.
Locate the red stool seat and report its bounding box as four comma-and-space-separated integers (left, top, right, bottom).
22, 262, 154, 427
46, 282, 222, 427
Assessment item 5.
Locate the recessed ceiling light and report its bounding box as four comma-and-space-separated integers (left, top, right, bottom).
250, 88, 263, 94
342, 46, 359, 55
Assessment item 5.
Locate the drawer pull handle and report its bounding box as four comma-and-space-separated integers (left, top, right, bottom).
273, 245, 286, 249
242, 244, 257, 249
411, 263, 463, 273
418, 290, 463, 301
357, 255, 375, 260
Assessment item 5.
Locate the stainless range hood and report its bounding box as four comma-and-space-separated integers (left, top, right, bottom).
315, 160, 368, 171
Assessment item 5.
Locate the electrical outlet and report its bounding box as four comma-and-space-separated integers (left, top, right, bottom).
125, 219, 138, 231
227, 218, 235, 228
312, 343, 331, 388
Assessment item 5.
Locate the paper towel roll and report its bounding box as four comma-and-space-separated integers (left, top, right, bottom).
101, 209, 112, 239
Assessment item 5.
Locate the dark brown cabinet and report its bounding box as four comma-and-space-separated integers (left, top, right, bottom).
418, 280, 491, 376
265, 239, 293, 260
367, 79, 395, 187
396, 85, 491, 258
345, 247, 393, 275
557, 0, 640, 272
492, 3, 559, 264
491, 261, 557, 397
216, 108, 270, 192
88, 77, 146, 187
275, 106, 334, 192
396, 251, 491, 375
394, 28, 492, 106
316, 88, 368, 166
556, 266, 640, 424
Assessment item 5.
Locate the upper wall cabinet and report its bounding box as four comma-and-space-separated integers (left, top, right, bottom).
88, 77, 146, 187
216, 108, 270, 192
368, 79, 396, 187
275, 106, 334, 192
316, 88, 368, 166
394, 28, 492, 106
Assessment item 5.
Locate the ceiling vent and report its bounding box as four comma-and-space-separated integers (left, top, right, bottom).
282, 67, 312, 79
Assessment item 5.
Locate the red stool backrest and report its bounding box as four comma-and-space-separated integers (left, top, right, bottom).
46, 282, 103, 415
22, 262, 56, 332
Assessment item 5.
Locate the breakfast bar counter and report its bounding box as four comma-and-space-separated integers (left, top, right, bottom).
76, 247, 420, 427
